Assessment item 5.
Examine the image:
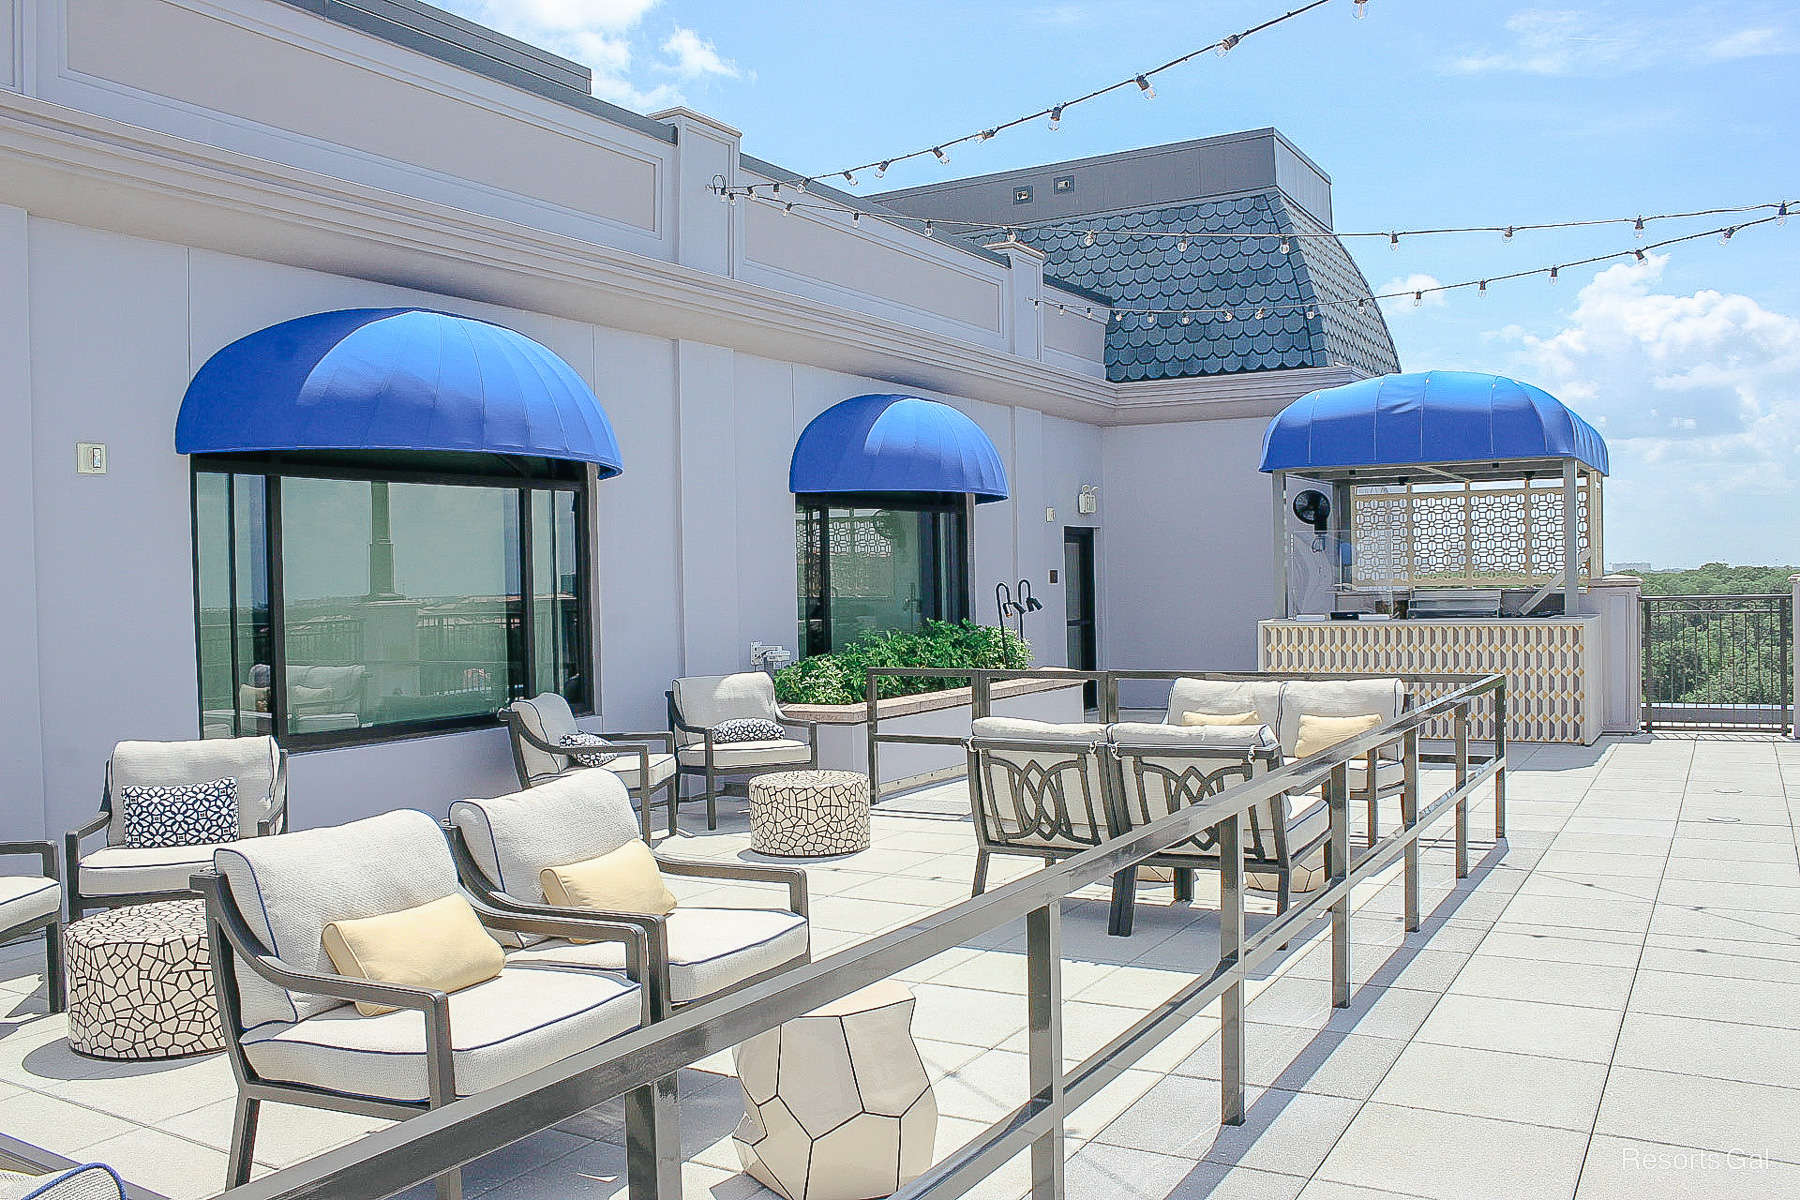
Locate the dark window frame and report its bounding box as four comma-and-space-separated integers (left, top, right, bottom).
796, 491, 972, 658
189, 452, 593, 751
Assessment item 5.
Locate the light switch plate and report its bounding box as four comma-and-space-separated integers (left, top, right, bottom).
76, 443, 107, 474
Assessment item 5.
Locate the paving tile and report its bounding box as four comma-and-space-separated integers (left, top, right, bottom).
1315, 1103, 1589, 1200
1615, 1012, 1800, 1090
1500, 892, 1654, 933
1577, 1134, 1800, 1198
1413, 994, 1624, 1063
1477, 925, 1644, 968
1176, 1022, 1409, 1099
1370, 1041, 1609, 1130
1636, 939, 1800, 985
80, 1126, 230, 1199
1447, 953, 1636, 1010
1626, 968, 1800, 1030
1242, 976, 1441, 1043
0, 1090, 138, 1154
1596, 1065, 1800, 1165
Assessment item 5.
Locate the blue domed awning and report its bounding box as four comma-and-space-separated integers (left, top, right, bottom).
790, 394, 1009, 502
1259, 371, 1607, 476
175, 308, 622, 476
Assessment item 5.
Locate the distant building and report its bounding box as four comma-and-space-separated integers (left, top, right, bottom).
1611, 561, 1654, 573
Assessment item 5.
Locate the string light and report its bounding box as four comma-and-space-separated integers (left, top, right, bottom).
1389, 232, 1400, 250
932, 146, 950, 165
1634, 216, 1646, 239
1779, 202, 1789, 226
843, 171, 857, 186
713, 0, 1340, 200
1502, 226, 1515, 241
1719, 226, 1735, 245
876, 161, 890, 178
1412, 291, 1423, 307
1548, 265, 1558, 283
1083, 230, 1097, 246
1354, 0, 1370, 15
1278, 236, 1291, 253
1177, 238, 1190, 251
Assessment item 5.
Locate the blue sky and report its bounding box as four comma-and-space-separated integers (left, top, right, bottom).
439, 1, 1799, 569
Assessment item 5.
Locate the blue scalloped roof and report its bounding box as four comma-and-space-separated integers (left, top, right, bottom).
973, 191, 1399, 383
1260, 371, 1609, 475
790, 394, 1009, 501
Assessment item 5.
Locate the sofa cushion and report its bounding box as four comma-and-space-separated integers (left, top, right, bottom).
79, 843, 224, 897
598, 752, 678, 790
1277, 679, 1405, 757
214, 810, 466, 1028
121, 777, 239, 850
108, 737, 278, 845
676, 739, 811, 770
1294, 713, 1384, 760
449, 773, 642, 907
507, 907, 808, 1004
540, 842, 677, 921
1166, 679, 1282, 731
1177, 709, 1263, 727
557, 732, 618, 768
672, 673, 783, 745
323, 894, 505, 1017
240, 966, 640, 1104
0, 1164, 126, 1200
0, 876, 60, 931
711, 718, 785, 745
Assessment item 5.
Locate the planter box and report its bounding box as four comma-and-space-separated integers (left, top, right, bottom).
783, 677, 1089, 790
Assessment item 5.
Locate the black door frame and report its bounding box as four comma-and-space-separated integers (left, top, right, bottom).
1063, 527, 1098, 708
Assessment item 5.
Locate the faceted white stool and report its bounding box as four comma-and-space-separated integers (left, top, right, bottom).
747, 770, 871, 857
733, 981, 936, 1200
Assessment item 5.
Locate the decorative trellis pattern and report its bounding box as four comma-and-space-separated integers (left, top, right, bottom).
65, 900, 224, 1060
1350, 479, 1598, 588
1261, 619, 1598, 744
748, 770, 872, 856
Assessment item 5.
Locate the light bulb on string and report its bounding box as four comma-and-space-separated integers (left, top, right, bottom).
932, 147, 949, 165
1353, 0, 1370, 17
1549, 265, 1559, 283
1502, 226, 1514, 242
923, 220, 934, 235
1048, 105, 1064, 131
794, 180, 806, 194
1179, 314, 1192, 325
1778, 202, 1789, 226
1634, 216, 1646, 239
1217, 33, 1240, 56
1221, 308, 1234, 322
1255, 306, 1267, 320
1478, 280, 1488, 296
1177, 238, 1190, 251
1634, 248, 1647, 263
1279, 237, 1291, 254
1136, 75, 1156, 99
1412, 291, 1423, 308
851, 211, 861, 225
875, 161, 890, 178
1083, 230, 1096, 246
843, 171, 857, 187
1720, 226, 1736, 246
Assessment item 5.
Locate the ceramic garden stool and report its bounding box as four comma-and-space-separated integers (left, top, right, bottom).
748, 769, 871, 856
64, 899, 224, 1060
733, 980, 936, 1200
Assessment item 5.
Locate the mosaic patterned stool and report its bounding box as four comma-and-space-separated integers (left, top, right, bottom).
733, 981, 936, 1200
748, 770, 871, 857
64, 899, 223, 1060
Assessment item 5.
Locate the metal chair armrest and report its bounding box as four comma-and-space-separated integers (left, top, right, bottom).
604, 731, 675, 751
68, 811, 109, 843
0, 841, 58, 881
654, 854, 809, 918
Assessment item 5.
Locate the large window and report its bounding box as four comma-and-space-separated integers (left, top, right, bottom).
797, 494, 969, 656
194, 456, 589, 747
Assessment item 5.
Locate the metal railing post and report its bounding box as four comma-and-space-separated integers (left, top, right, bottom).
1453, 707, 1470, 880
1218, 810, 1245, 1125
1326, 762, 1351, 1009
866, 671, 880, 801
1026, 901, 1066, 1200
1492, 682, 1508, 838
1401, 728, 1420, 933
1102, 672, 1120, 725
624, 1076, 680, 1200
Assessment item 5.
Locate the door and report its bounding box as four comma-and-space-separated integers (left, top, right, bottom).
1063, 528, 1098, 709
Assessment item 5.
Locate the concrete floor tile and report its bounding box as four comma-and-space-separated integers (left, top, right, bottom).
1414, 994, 1623, 1062
1177, 1023, 1408, 1100
1370, 1041, 1608, 1130
1615, 1012, 1800, 1091
1447, 954, 1636, 1010
1576, 1134, 1800, 1198
1626, 968, 1800, 1030
1316, 1104, 1588, 1200
1596, 1066, 1800, 1165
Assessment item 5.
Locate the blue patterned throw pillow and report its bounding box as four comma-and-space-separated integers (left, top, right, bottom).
558, 732, 619, 767
711, 718, 785, 744
122, 777, 239, 849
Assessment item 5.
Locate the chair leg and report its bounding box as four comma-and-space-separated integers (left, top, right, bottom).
45, 923, 64, 1015
1367, 794, 1379, 849
971, 850, 990, 897
1277, 869, 1291, 915
625, 1075, 682, 1200
1173, 868, 1195, 904
227, 1096, 260, 1188
665, 777, 680, 837
636, 784, 652, 843
705, 765, 718, 831
1108, 867, 1138, 937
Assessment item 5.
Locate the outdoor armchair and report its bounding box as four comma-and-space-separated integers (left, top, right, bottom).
66, 736, 287, 920
498, 692, 678, 839
0, 839, 64, 1013
447, 770, 810, 1020
667, 672, 819, 830
194, 808, 655, 1200
1107, 722, 1307, 935
966, 716, 1114, 898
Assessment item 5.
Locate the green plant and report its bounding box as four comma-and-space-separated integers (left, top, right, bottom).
774, 620, 1031, 706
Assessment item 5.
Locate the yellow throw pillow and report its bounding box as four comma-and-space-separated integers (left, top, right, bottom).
322, 894, 504, 1016
1294, 712, 1385, 759
1179, 710, 1263, 728
541, 841, 678, 929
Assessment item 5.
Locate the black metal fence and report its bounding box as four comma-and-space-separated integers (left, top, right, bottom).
1641, 593, 1794, 732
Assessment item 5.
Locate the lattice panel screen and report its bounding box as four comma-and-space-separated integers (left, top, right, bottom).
1349, 479, 1598, 588
1261, 619, 1597, 744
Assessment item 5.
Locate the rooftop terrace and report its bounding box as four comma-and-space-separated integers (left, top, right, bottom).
3, 732, 1797, 1199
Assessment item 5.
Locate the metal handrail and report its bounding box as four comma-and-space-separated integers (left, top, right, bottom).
213, 670, 1507, 1200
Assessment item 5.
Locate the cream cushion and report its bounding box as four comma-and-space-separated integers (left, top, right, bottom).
540, 841, 677, 919
1166, 678, 1282, 730
1277, 679, 1404, 757
509, 907, 808, 1004
0, 876, 60, 930
1346, 758, 1407, 794
507, 692, 581, 780
600, 752, 678, 789
1294, 713, 1384, 759
969, 718, 1111, 850
677, 739, 811, 769
240, 967, 640, 1103
323, 894, 505, 1017
78, 843, 224, 896
108, 736, 279, 844
1179, 710, 1263, 727
672, 673, 785, 745
0, 1164, 126, 1199
214, 810, 473, 1028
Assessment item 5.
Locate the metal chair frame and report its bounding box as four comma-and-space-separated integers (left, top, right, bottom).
665, 690, 819, 831
497, 709, 679, 841
0, 841, 64, 1013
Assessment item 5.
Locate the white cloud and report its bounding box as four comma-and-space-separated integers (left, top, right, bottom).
1377, 274, 1447, 317
437, 1, 744, 111
660, 28, 741, 80
1449, 8, 1795, 77
1502, 254, 1800, 564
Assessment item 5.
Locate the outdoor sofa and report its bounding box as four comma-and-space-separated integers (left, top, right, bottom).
66, 736, 287, 920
